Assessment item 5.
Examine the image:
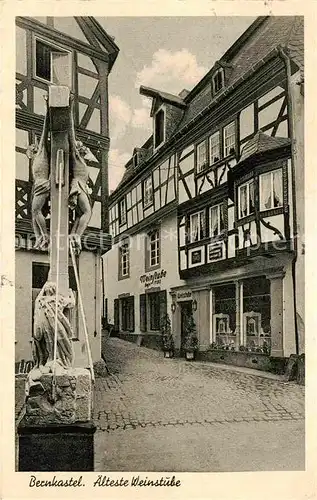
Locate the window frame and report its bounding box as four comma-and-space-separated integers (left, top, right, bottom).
148, 228, 160, 269
223, 121, 236, 158
189, 210, 206, 243
147, 292, 161, 332
259, 168, 283, 212
118, 197, 127, 226
238, 178, 255, 219
33, 36, 72, 86
209, 131, 220, 165
212, 68, 225, 95
196, 139, 208, 173
120, 296, 135, 332
119, 239, 130, 279
143, 174, 154, 209
154, 107, 165, 150
209, 203, 225, 238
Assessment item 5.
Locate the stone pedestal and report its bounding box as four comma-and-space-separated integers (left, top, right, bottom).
24, 367, 92, 425
18, 419, 96, 471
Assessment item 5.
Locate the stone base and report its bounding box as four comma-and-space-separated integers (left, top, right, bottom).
25, 367, 92, 425
18, 417, 96, 471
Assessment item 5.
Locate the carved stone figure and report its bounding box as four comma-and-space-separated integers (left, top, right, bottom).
32, 281, 75, 371
68, 95, 92, 254
26, 99, 50, 251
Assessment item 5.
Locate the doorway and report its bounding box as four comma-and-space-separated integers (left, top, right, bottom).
180, 300, 193, 354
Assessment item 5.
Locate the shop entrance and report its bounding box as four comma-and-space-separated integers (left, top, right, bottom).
180, 300, 193, 354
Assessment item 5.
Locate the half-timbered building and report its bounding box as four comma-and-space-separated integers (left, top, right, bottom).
106, 16, 304, 371
15, 17, 119, 367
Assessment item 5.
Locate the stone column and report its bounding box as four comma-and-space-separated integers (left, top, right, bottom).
267, 272, 284, 357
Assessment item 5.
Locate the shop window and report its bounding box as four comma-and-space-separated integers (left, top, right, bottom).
259, 169, 283, 211
189, 210, 205, 243
223, 121, 236, 157
196, 140, 208, 173
118, 197, 126, 226
209, 131, 220, 164
154, 109, 165, 149
238, 179, 255, 219
209, 203, 224, 238
213, 284, 236, 348
120, 296, 134, 332
119, 239, 129, 279
212, 68, 224, 95
143, 175, 153, 208
35, 38, 72, 86
243, 276, 271, 351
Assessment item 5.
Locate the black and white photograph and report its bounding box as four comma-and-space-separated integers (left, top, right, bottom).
1, 4, 313, 497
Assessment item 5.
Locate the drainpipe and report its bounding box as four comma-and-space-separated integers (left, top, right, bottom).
279, 47, 299, 355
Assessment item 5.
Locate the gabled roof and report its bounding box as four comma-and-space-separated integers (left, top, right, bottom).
238, 131, 291, 165
84, 17, 120, 71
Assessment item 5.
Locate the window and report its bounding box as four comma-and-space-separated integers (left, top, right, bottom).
154, 109, 165, 149
259, 169, 283, 211
212, 68, 224, 95
133, 152, 139, 168
121, 296, 134, 331
35, 39, 72, 86
119, 198, 126, 225
209, 131, 220, 164
119, 240, 130, 278
143, 175, 153, 208
209, 203, 225, 238
223, 121, 236, 157
238, 179, 255, 219
189, 210, 205, 243
148, 229, 160, 268
197, 140, 208, 172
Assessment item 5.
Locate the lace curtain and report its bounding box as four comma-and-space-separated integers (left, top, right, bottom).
273, 169, 283, 207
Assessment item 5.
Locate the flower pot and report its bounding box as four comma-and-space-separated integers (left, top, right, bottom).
164, 350, 174, 359
185, 351, 195, 361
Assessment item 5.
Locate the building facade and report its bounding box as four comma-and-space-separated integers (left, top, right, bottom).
105, 16, 304, 370
15, 17, 119, 367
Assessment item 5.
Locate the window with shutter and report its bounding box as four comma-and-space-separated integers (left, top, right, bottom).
114, 298, 119, 332
140, 294, 147, 332
159, 290, 167, 329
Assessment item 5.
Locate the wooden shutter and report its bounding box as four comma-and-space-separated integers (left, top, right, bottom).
140, 294, 147, 332
114, 298, 119, 332
129, 296, 135, 332
159, 290, 167, 329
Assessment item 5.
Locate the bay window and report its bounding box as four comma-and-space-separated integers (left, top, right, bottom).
189, 210, 205, 243
209, 203, 224, 238
224, 121, 236, 157
238, 179, 255, 219
259, 169, 283, 211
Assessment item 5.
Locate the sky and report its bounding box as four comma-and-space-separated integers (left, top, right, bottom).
97, 17, 257, 192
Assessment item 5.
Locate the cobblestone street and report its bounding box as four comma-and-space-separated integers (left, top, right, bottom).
93, 338, 305, 472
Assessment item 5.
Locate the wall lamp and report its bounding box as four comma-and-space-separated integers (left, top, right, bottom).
192, 299, 197, 311
171, 302, 176, 313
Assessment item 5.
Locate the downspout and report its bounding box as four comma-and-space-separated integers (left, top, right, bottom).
279, 46, 299, 355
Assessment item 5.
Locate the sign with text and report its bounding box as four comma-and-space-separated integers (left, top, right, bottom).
140, 269, 167, 289
176, 290, 192, 301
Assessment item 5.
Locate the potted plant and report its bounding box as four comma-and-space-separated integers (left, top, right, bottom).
160, 313, 174, 358
183, 313, 198, 360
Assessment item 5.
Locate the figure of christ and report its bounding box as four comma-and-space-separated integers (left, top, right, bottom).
26, 100, 50, 250
68, 95, 92, 254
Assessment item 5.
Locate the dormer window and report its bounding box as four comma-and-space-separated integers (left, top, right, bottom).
212, 68, 225, 95
154, 109, 165, 149
133, 152, 139, 168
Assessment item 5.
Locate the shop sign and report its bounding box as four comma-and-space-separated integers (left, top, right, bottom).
140, 269, 167, 289
177, 290, 192, 301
